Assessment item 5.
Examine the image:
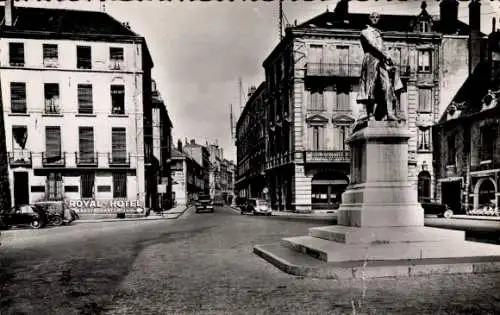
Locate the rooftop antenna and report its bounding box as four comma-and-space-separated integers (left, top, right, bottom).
239, 77, 244, 111
230, 104, 235, 140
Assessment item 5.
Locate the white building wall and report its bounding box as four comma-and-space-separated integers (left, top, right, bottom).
1, 37, 146, 206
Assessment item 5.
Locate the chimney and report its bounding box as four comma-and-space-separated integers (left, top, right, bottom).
439, 0, 459, 34
185, 137, 188, 145
333, 0, 349, 23
177, 139, 183, 151
493, 18, 496, 34
5, 0, 14, 27
469, 0, 482, 74
190, 139, 196, 145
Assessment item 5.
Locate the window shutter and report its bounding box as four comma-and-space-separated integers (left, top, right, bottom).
319, 126, 325, 150
45, 127, 61, 159
112, 127, 127, 161
79, 127, 94, 160
10, 83, 26, 113
78, 84, 93, 114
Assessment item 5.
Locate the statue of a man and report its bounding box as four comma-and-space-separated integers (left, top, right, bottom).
357, 12, 404, 121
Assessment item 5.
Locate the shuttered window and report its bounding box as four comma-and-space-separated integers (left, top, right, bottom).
43, 44, 58, 60
111, 127, 126, 162
10, 82, 27, 113
79, 127, 94, 162
45, 126, 61, 160
9, 42, 24, 66
336, 83, 350, 112
111, 85, 125, 114
418, 88, 432, 113
44, 83, 60, 114
113, 173, 127, 198
77, 46, 91, 69
78, 84, 93, 114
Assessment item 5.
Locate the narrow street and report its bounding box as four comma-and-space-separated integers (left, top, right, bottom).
1, 206, 500, 315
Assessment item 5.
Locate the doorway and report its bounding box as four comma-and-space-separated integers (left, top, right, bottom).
441, 180, 462, 212
14, 172, 29, 206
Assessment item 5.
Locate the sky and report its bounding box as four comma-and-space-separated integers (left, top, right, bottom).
10, 0, 500, 162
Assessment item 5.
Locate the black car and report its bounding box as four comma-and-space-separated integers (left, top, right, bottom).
195, 195, 214, 213
0, 204, 49, 229
421, 202, 454, 218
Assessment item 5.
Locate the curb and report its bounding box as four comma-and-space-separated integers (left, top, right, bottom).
73, 206, 191, 224
452, 215, 500, 221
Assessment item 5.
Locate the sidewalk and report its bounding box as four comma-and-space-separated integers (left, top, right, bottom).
451, 214, 500, 221
74, 205, 191, 224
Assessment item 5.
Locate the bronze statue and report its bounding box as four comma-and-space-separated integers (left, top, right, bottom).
357, 12, 404, 121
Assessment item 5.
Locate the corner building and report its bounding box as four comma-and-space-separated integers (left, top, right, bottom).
1, 5, 154, 208
262, 0, 482, 211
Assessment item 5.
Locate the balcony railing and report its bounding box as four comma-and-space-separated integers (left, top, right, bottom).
306, 63, 361, 77
108, 153, 130, 167
303, 150, 350, 163
44, 99, 60, 114
42, 152, 66, 167
75, 152, 98, 166
306, 62, 411, 79
470, 160, 500, 172
8, 150, 32, 166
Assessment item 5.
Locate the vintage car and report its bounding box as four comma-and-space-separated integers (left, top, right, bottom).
195, 194, 214, 213
241, 198, 272, 216
0, 204, 49, 229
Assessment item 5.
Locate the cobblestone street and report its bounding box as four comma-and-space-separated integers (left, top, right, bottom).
1, 206, 500, 314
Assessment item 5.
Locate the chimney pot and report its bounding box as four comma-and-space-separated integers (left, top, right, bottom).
191, 139, 195, 144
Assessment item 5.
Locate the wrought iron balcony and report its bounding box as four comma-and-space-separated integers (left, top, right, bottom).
42, 152, 66, 167
303, 150, 350, 163
75, 152, 98, 166
44, 99, 60, 114
8, 150, 32, 167
306, 63, 361, 78
108, 153, 130, 167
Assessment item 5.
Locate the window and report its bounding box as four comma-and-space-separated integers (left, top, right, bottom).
46, 173, 63, 200
333, 126, 348, 151
9, 42, 24, 66
77, 46, 92, 69
113, 173, 127, 198
447, 134, 456, 165
388, 46, 401, 65
111, 127, 127, 162
418, 87, 432, 113
78, 127, 95, 163
81, 173, 95, 198
110, 47, 124, 70
417, 171, 432, 203
11, 125, 28, 162
78, 84, 93, 114
311, 126, 324, 150
480, 125, 497, 162
419, 21, 430, 33
45, 126, 62, 163
309, 44, 323, 63
309, 88, 324, 111
336, 83, 350, 112
44, 83, 60, 114
43, 44, 58, 67
10, 82, 26, 113
111, 85, 125, 114
418, 50, 432, 72
418, 127, 431, 151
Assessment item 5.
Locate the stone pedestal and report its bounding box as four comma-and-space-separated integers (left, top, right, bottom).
254, 121, 500, 279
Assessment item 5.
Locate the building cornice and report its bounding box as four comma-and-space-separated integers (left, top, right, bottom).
0, 29, 145, 43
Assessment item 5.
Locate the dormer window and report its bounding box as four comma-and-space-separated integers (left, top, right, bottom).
419, 20, 430, 33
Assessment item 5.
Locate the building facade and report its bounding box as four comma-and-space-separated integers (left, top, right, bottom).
1, 4, 155, 211
207, 141, 223, 200
170, 141, 205, 206
183, 139, 210, 195
235, 83, 267, 200
259, 0, 480, 211
220, 158, 235, 204
433, 25, 500, 214
150, 79, 173, 210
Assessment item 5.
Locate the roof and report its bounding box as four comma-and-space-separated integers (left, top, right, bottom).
0, 6, 153, 66
236, 81, 266, 131
0, 6, 137, 37
171, 149, 188, 159
296, 11, 471, 35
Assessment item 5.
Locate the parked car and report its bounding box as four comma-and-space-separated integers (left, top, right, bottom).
196, 194, 214, 213
241, 198, 272, 216
0, 204, 49, 229
34, 200, 79, 225
421, 202, 454, 218
235, 197, 247, 209
213, 196, 225, 206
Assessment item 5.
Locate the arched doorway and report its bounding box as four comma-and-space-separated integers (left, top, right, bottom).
417, 171, 431, 203
311, 172, 349, 210
474, 178, 497, 209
